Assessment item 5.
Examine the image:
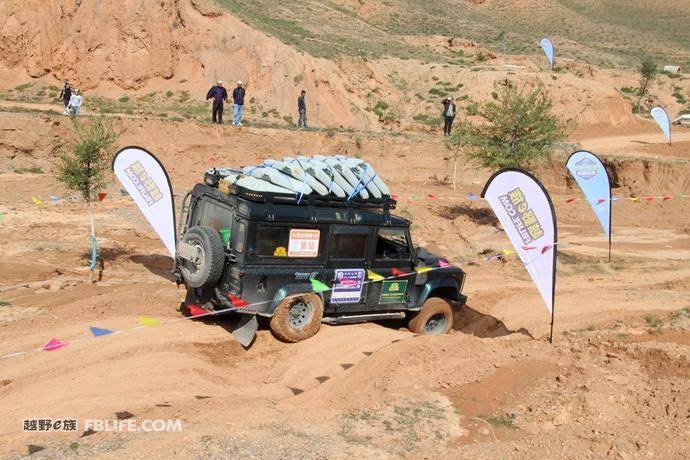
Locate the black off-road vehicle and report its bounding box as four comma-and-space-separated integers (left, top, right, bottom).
173, 169, 467, 344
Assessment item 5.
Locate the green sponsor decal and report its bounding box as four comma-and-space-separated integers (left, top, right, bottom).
379, 280, 408, 304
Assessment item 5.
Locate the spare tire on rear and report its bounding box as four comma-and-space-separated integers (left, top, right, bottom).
179, 226, 225, 288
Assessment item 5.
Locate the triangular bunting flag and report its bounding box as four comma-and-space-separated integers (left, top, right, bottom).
629, 197, 638, 203
187, 305, 209, 317
662, 195, 673, 201
32, 196, 43, 205
468, 193, 477, 200
138, 316, 160, 327
120, 188, 129, 196
565, 197, 575, 203
209, 157, 216, 162
410, 195, 419, 200
414, 266, 433, 274
97, 192, 107, 202
502, 249, 516, 256
428, 193, 438, 200
367, 269, 384, 281
42, 338, 67, 351
679, 194, 689, 199
0, 212, 4, 223
89, 326, 114, 337
644, 196, 654, 203
390, 267, 409, 277
310, 278, 330, 293
437, 259, 452, 268
541, 245, 552, 254
391, 193, 399, 201
227, 294, 249, 308
49, 195, 61, 203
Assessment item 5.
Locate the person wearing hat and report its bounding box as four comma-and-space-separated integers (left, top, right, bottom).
206, 80, 228, 124
232, 80, 247, 126
67, 89, 84, 116
441, 96, 457, 136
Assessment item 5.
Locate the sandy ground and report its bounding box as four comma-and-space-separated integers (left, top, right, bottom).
0, 111, 689, 458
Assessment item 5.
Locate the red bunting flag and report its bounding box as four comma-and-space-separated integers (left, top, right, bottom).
227, 294, 249, 308
391, 193, 399, 201
565, 197, 575, 203
391, 268, 409, 277
662, 195, 673, 201
187, 305, 208, 317
97, 192, 107, 201
644, 196, 654, 203
42, 338, 67, 352
428, 193, 438, 200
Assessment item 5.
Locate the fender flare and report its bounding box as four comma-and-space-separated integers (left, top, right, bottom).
414, 278, 462, 309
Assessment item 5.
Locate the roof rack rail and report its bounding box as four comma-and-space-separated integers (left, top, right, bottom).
227, 182, 397, 210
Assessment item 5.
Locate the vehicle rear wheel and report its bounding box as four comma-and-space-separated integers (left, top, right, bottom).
270, 294, 323, 343
408, 297, 454, 336
179, 226, 225, 288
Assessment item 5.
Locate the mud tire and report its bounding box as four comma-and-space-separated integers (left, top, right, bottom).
179, 226, 225, 288
270, 294, 323, 343
408, 297, 454, 336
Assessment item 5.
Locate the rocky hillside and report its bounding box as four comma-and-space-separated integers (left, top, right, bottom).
0, 0, 687, 130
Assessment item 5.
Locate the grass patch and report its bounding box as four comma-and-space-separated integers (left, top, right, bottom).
0, 300, 11, 306
12, 166, 44, 174
644, 314, 663, 332
483, 415, 515, 429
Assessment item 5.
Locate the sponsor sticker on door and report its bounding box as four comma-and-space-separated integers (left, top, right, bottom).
331, 269, 365, 304
288, 229, 320, 258
379, 280, 408, 304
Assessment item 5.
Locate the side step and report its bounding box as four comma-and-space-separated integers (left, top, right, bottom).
322, 312, 406, 325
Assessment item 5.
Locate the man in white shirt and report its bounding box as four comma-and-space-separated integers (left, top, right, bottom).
67, 89, 84, 116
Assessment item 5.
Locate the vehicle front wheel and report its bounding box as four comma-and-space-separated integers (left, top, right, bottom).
408, 298, 454, 336
269, 294, 324, 343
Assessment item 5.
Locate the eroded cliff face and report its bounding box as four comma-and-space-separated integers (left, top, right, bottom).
0, 0, 649, 130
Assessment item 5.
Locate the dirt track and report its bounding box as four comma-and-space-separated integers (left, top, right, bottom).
0, 111, 688, 458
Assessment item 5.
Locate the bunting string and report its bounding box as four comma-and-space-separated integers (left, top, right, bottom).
0, 247, 551, 361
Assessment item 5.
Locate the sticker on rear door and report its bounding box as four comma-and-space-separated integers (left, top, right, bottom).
379, 280, 408, 304
331, 269, 365, 304
288, 229, 320, 257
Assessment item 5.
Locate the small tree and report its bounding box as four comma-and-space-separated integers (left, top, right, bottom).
458, 84, 566, 169
55, 117, 120, 281
636, 58, 658, 112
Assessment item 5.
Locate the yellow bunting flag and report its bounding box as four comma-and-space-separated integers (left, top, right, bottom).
629, 197, 638, 203
32, 196, 43, 205
502, 249, 516, 256
414, 266, 433, 274
367, 269, 384, 282
138, 315, 160, 327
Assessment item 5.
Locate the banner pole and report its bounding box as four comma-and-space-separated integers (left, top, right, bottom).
549, 306, 555, 343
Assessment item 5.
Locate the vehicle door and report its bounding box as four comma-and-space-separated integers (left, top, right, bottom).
242, 224, 326, 307
365, 226, 415, 310
323, 225, 370, 314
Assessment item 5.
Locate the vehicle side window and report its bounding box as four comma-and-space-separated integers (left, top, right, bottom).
329, 225, 368, 259
198, 200, 233, 232
375, 227, 410, 260
256, 226, 291, 257
234, 221, 247, 253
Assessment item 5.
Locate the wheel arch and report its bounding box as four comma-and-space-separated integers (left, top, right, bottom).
266, 284, 325, 316
415, 278, 463, 308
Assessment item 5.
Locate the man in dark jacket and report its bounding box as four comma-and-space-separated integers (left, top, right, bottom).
59, 81, 72, 113
297, 90, 307, 128
232, 81, 246, 126
206, 80, 228, 124
442, 96, 456, 136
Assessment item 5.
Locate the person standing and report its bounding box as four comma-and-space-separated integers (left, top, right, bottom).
206, 80, 228, 124
297, 90, 307, 128
67, 89, 83, 116
232, 81, 246, 126
442, 96, 456, 136
59, 81, 72, 114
